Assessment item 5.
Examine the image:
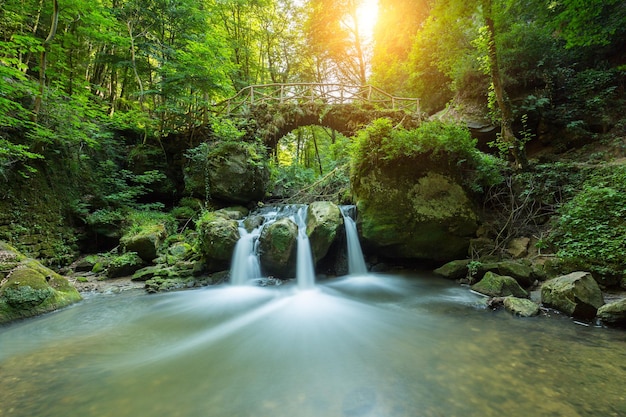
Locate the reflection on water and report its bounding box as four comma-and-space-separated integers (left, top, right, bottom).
1, 272, 625, 417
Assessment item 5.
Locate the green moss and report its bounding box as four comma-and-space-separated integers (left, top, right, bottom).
0, 255, 82, 324
471, 271, 528, 298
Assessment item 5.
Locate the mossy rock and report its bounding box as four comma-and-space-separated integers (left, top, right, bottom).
541, 271, 605, 319
0, 246, 82, 324
106, 253, 145, 278
214, 206, 249, 220
471, 271, 528, 298
258, 217, 298, 278
503, 297, 540, 317
353, 163, 478, 262
168, 242, 193, 260
243, 215, 265, 232
306, 201, 343, 265
196, 213, 240, 272
184, 142, 269, 204
497, 261, 535, 287
597, 299, 626, 326
120, 223, 167, 262
433, 259, 470, 280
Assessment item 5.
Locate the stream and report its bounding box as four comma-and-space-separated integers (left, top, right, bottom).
1, 272, 625, 417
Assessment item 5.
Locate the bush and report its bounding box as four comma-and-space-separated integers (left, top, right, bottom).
350, 118, 505, 192
551, 166, 626, 280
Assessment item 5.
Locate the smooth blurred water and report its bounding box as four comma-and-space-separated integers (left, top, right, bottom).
340, 206, 368, 275
1, 273, 625, 417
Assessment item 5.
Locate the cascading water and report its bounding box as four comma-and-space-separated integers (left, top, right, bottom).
229, 208, 280, 286
229, 226, 262, 286
340, 205, 368, 275
294, 205, 316, 290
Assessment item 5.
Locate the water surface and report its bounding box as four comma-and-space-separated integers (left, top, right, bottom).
1, 273, 625, 417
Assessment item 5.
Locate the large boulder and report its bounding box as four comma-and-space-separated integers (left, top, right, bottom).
353, 165, 478, 262
471, 271, 528, 298
541, 271, 605, 319
184, 142, 269, 204
258, 218, 298, 278
306, 202, 343, 264
0, 242, 82, 323
196, 212, 240, 271
120, 223, 167, 262
596, 298, 626, 326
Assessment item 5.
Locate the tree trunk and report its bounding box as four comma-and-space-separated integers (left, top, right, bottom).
33, 0, 59, 121
482, 0, 528, 169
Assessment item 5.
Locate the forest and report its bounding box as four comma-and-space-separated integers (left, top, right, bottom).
2, 2, 626, 414
0, 0, 625, 292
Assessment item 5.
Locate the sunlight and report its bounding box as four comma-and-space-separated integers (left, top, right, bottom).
357, 0, 379, 41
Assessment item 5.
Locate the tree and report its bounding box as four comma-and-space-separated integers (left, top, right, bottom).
305, 0, 370, 84
549, 0, 626, 48
481, 0, 528, 169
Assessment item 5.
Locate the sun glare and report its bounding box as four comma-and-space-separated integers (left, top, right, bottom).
357, 0, 379, 40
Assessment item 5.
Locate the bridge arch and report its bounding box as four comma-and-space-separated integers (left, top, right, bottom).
212, 83, 423, 150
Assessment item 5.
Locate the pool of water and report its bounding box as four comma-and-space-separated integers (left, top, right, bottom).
1, 272, 625, 417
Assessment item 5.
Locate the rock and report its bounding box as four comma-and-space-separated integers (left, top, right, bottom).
353, 162, 479, 262
0, 243, 82, 324
597, 298, 626, 326
106, 253, 145, 278
503, 296, 540, 317
168, 242, 193, 259
497, 261, 535, 287
214, 206, 249, 220
541, 271, 605, 319
506, 237, 530, 258
433, 259, 470, 280
243, 215, 264, 232
306, 201, 343, 265
258, 217, 298, 278
196, 213, 240, 272
184, 142, 269, 204
469, 237, 496, 258
471, 271, 528, 298
120, 223, 167, 262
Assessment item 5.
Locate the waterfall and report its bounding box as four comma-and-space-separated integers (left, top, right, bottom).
230, 226, 262, 286
294, 206, 316, 290
340, 206, 368, 275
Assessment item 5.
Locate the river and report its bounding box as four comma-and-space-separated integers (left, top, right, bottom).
1, 272, 625, 417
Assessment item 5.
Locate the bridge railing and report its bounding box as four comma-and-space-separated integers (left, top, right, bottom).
212, 83, 421, 116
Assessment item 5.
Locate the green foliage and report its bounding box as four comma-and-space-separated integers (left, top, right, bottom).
351, 118, 504, 192
124, 210, 176, 237
549, 0, 626, 48
551, 166, 626, 278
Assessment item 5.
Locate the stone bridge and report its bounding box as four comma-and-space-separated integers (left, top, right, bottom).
212, 83, 423, 148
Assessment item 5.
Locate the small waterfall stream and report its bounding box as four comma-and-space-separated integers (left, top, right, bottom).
340, 205, 368, 275
229, 226, 262, 286
229, 203, 367, 288
294, 206, 316, 290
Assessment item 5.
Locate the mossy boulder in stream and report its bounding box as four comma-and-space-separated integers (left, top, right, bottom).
471, 271, 528, 298
196, 211, 240, 272
0, 242, 81, 324
258, 218, 298, 278
306, 202, 343, 265
541, 271, 605, 319
503, 297, 540, 317
597, 299, 626, 326
350, 120, 500, 263
354, 169, 478, 261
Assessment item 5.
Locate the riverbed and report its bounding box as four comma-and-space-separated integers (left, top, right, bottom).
1, 272, 625, 417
